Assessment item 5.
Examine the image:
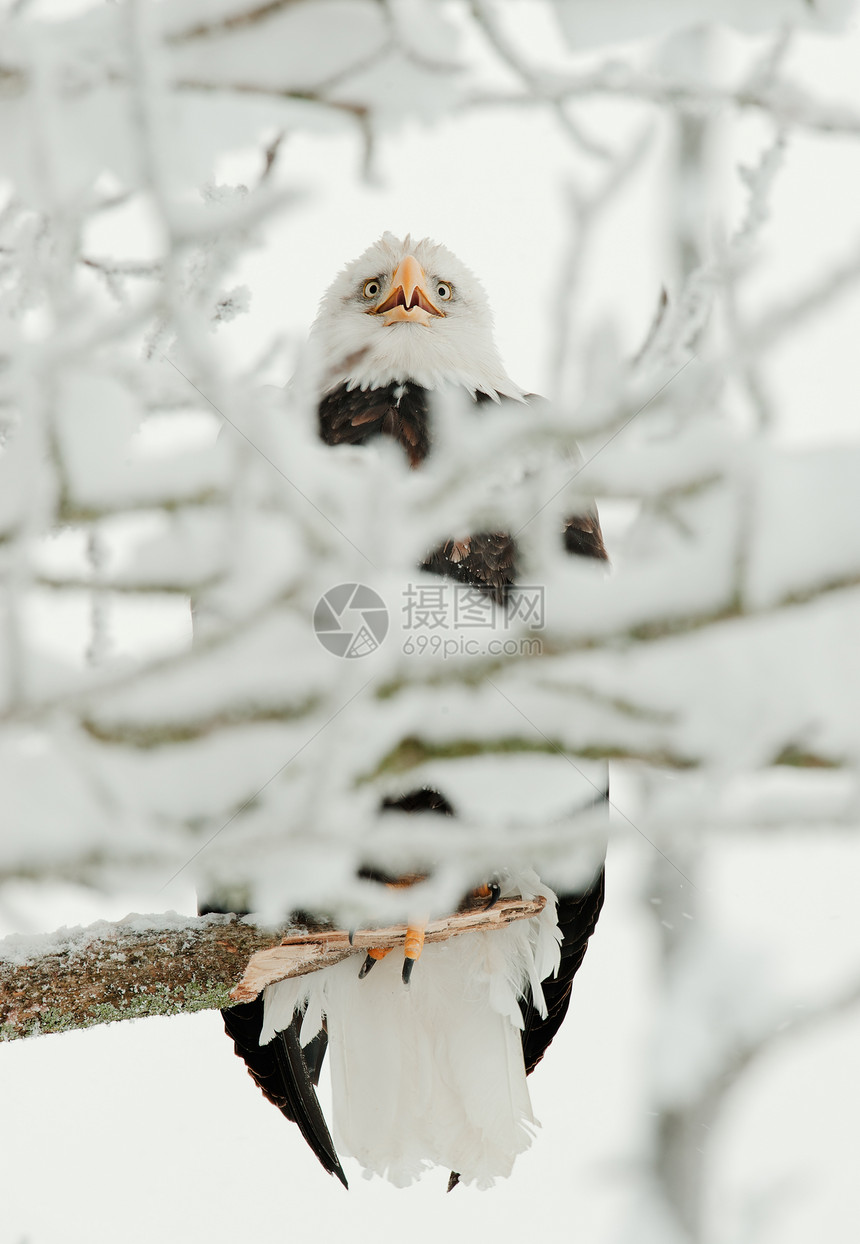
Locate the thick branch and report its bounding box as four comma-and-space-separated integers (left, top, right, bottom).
0, 897, 543, 1041
0, 912, 284, 1041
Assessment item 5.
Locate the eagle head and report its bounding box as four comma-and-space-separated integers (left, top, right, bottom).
309, 232, 524, 401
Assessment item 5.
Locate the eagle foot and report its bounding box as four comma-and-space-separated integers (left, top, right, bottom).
402, 921, 427, 986
358, 921, 427, 985
359, 947, 391, 979
472, 880, 501, 910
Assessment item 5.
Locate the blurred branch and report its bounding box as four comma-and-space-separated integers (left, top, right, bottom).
716, 128, 789, 432
173, 78, 382, 184
469, 0, 612, 159
81, 257, 164, 279
35, 574, 219, 595
0, 64, 25, 95
468, 66, 860, 135
742, 240, 860, 355
174, 74, 371, 123
711, 977, 860, 1108
378, 0, 463, 76
259, 129, 286, 184
655, 972, 860, 1240
549, 125, 654, 392
167, 0, 307, 43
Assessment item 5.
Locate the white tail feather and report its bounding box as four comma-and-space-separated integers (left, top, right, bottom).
261, 871, 560, 1187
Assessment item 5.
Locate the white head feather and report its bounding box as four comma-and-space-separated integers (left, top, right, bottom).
308, 232, 525, 402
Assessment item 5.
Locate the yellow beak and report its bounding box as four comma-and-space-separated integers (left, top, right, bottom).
371, 255, 445, 326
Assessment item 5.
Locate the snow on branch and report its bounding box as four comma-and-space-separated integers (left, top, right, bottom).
1, 0, 859, 921
0, 896, 544, 1041
0, 912, 261, 1042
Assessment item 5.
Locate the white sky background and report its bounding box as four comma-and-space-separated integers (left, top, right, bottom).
2, 4, 860, 1242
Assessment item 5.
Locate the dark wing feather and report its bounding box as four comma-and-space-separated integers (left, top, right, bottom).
221, 998, 347, 1187
273, 1022, 348, 1188
199, 898, 346, 1186
519, 863, 605, 1076
563, 511, 609, 562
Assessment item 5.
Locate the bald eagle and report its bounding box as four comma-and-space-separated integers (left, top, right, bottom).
209, 234, 607, 1190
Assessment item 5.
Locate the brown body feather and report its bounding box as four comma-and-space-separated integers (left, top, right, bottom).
318, 381, 431, 468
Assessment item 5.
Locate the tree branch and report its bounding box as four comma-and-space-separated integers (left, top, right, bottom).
166, 0, 306, 43
0, 897, 545, 1041
466, 68, 860, 137
0, 912, 285, 1041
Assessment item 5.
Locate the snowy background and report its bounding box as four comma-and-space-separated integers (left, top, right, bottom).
2, 2, 860, 1241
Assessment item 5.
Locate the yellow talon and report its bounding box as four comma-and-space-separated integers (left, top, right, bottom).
359, 946, 391, 979
404, 925, 425, 959
402, 921, 426, 985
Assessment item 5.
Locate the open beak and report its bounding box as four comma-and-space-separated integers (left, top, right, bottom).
371, 255, 445, 326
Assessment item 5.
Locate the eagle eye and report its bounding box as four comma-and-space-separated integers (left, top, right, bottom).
362, 279, 381, 299
435, 282, 453, 301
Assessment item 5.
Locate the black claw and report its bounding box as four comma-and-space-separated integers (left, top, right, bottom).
359, 954, 376, 979
447, 1171, 461, 1192
348, 928, 355, 946
402, 957, 415, 986
484, 881, 501, 910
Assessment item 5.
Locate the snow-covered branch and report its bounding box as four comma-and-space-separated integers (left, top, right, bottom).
0, 895, 546, 1041
0, 0, 858, 916
0, 911, 273, 1042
